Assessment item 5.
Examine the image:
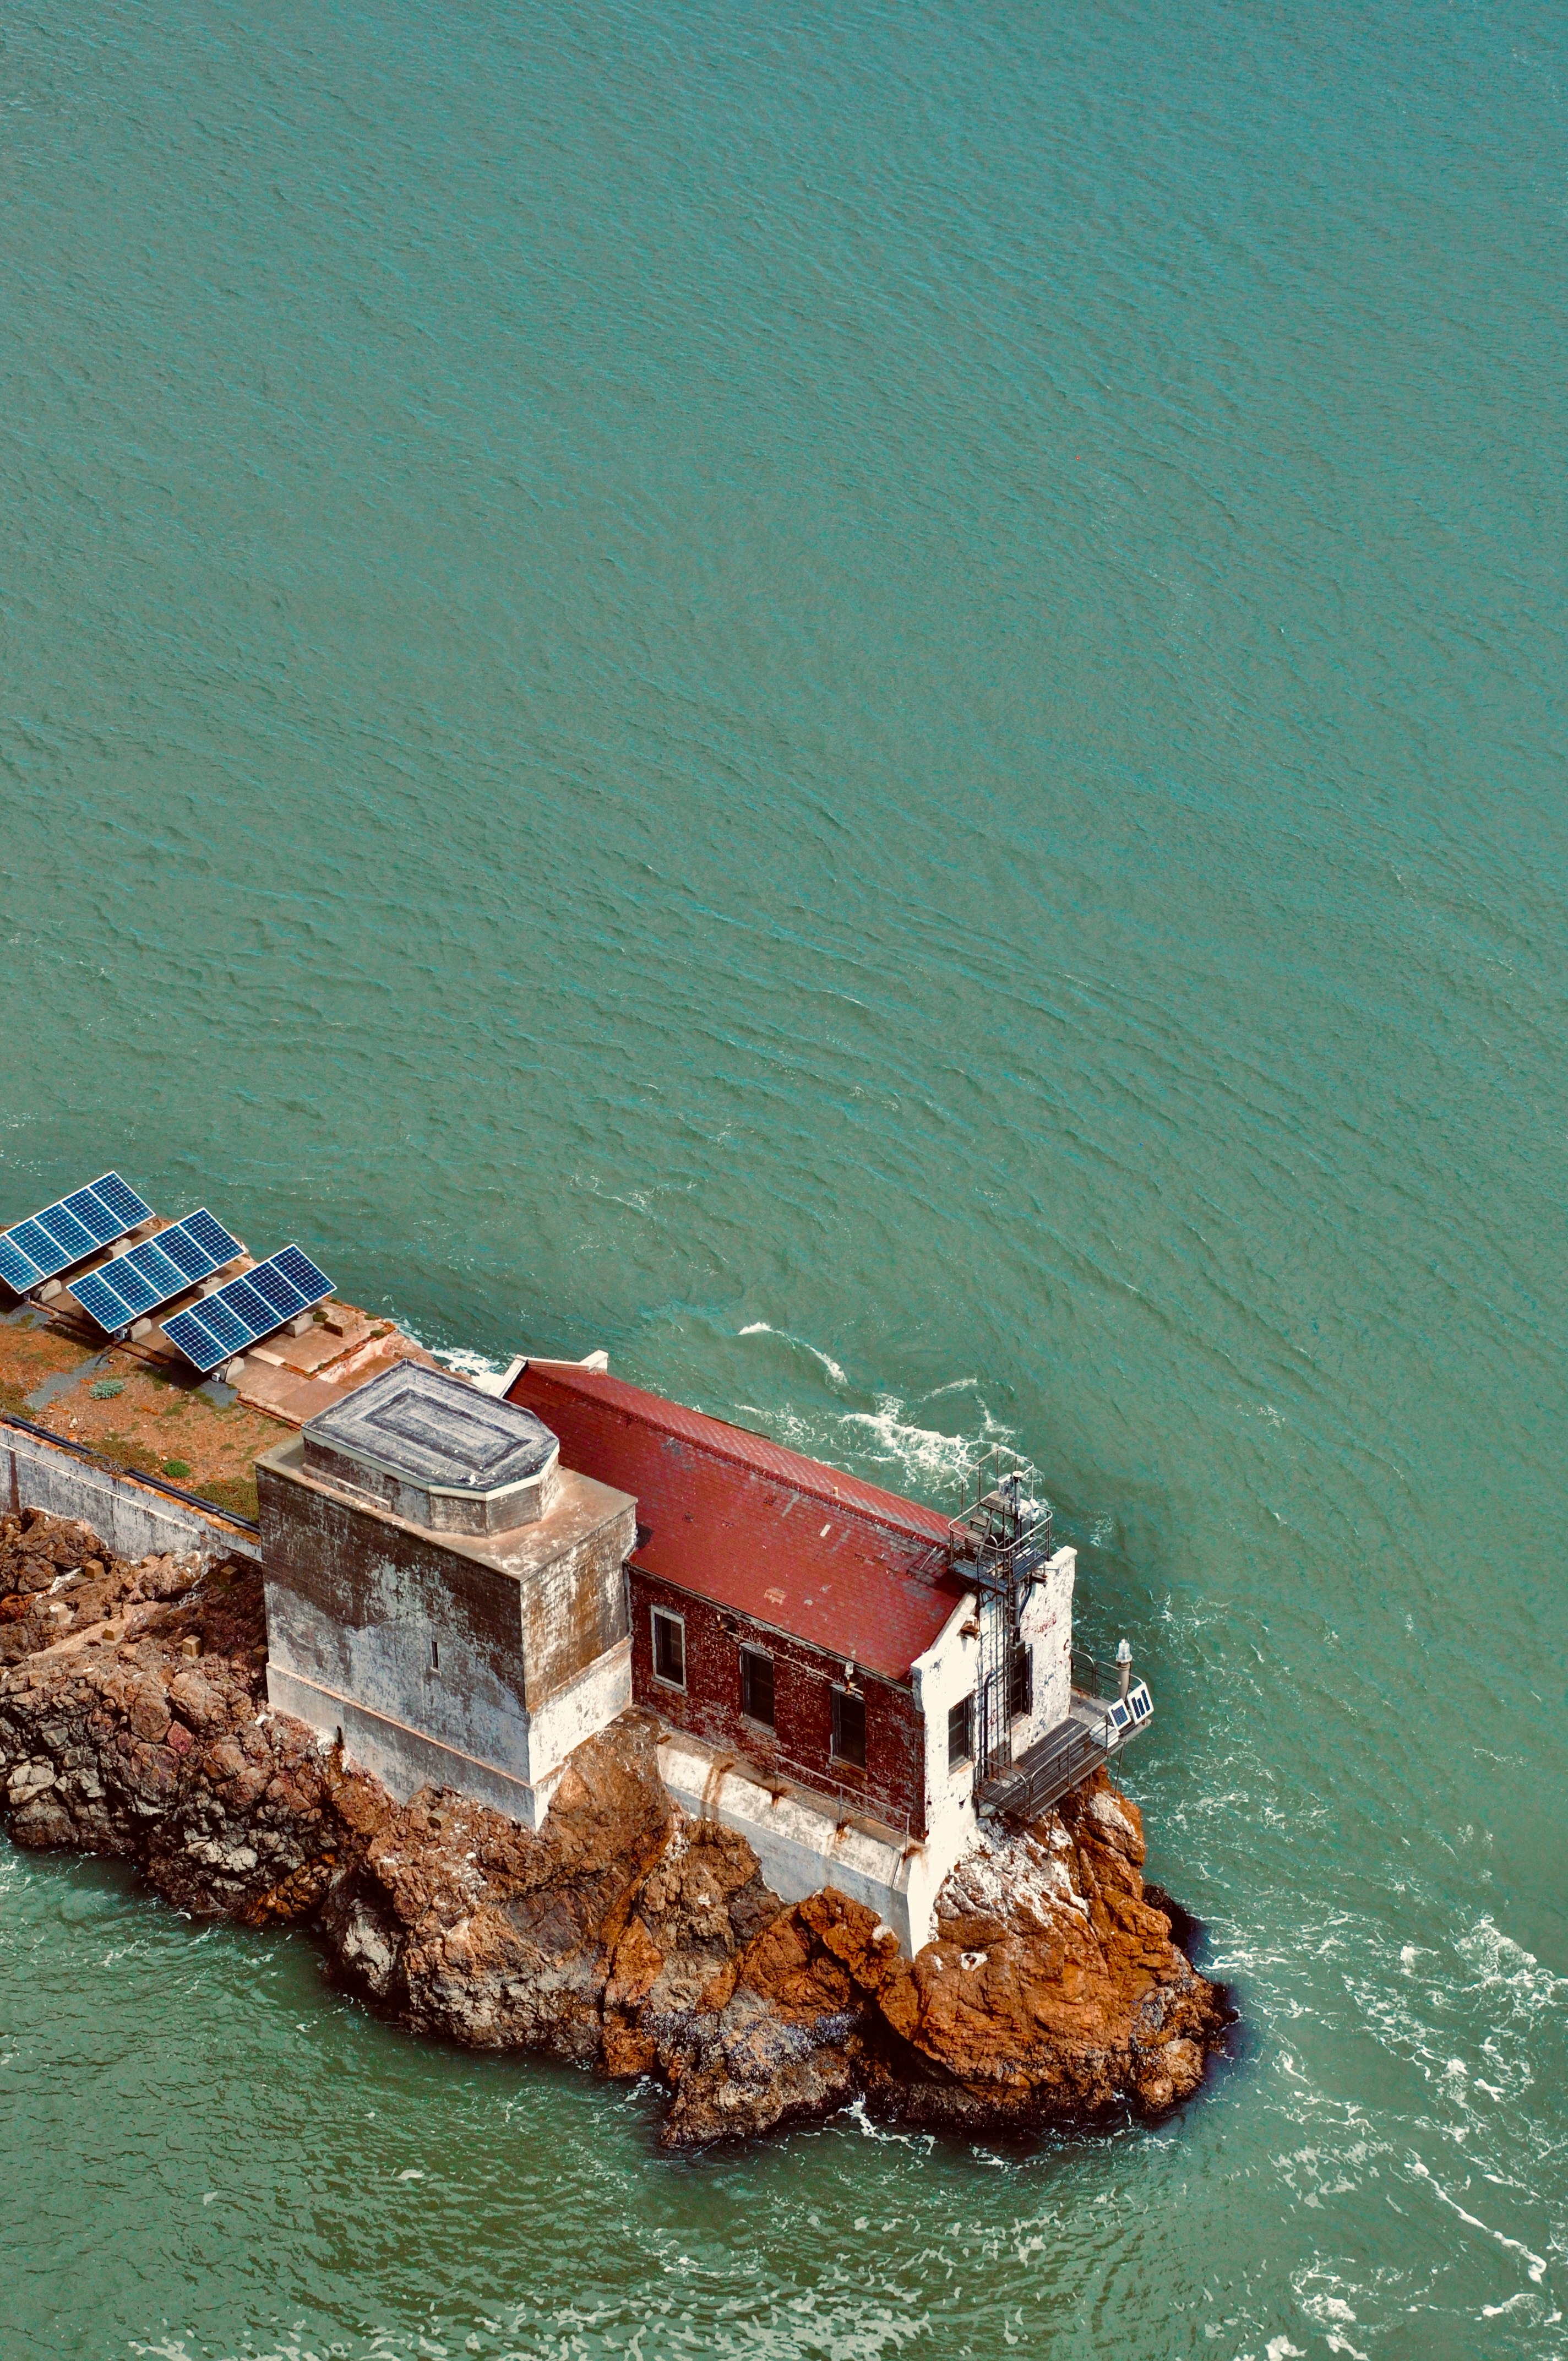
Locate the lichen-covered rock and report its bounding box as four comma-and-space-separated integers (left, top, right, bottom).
0, 1508, 1229, 2148
859, 1783, 1224, 2129
649, 1885, 900, 2148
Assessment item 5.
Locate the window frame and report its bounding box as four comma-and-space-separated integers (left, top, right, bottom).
830, 1684, 867, 1768
739, 1645, 776, 1729
947, 1694, 974, 1772
651, 1605, 687, 1690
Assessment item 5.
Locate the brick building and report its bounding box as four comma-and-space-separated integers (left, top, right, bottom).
506, 1358, 1079, 1949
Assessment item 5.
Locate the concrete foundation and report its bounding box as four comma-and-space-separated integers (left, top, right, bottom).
267, 1641, 631, 1826
655, 1725, 953, 1955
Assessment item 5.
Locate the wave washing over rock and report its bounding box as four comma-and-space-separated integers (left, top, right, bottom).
0, 1509, 1228, 2146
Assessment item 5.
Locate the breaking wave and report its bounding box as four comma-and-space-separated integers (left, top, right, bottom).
737, 1320, 850, 1388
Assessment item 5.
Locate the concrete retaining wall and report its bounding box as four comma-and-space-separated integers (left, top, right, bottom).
656, 1727, 937, 1955
0, 1424, 261, 1564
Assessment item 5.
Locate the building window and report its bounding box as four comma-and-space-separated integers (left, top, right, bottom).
431, 1639, 440, 1672
948, 1695, 974, 1771
1008, 1641, 1032, 1720
651, 1607, 685, 1689
831, 1686, 866, 1767
741, 1647, 775, 1728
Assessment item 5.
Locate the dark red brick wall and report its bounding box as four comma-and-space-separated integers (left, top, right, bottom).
628, 1567, 927, 1838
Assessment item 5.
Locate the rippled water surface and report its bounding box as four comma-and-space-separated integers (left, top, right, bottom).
2, 0, 1565, 2351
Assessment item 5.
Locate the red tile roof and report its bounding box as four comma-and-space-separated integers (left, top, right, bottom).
507, 1361, 966, 1682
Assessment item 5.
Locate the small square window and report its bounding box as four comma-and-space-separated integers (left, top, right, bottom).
652, 1607, 685, 1688
1008, 1641, 1032, 1721
948, 1695, 973, 1771
741, 1647, 775, 1728
831, 1686, 866, 1767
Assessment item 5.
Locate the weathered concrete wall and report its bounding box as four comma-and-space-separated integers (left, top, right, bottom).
908, 1590, 983, 1916
627, 1569, 927, 1837
654, 1727, 943, 1955
1017, 1546, 1076, 1744
0, 1423, 260, 1564
266, 1642, 631, 1826
258, 1437, 635, 1827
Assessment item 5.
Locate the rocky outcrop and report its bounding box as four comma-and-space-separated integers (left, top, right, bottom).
0, 1506, 1228, 2147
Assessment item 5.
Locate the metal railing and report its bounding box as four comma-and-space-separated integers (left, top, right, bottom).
979, 1711, 1114, 1824
979, 1672, 1155, 1826
0, 1403, 262, 1536
1072, 1646, 1128, 1701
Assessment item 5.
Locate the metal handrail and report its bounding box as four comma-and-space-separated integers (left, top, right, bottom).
0, 1404, 262, 1536
980, 1713, 1110, 1823
1072, 1646, 1131, 1700
980, 1676, 1155, 1825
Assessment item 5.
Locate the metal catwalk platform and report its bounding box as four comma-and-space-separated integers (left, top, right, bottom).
978, 1680, 1154, 1826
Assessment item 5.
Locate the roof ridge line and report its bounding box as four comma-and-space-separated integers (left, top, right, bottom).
516, 1359, 951, 1547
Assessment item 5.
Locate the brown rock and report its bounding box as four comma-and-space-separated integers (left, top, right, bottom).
0, 1512, 1228, 2150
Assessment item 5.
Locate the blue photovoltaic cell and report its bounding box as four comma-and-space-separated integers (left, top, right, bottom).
0, 1237, 39, 1292
69, 1208, 243, 1334
275, 1247, 331, 1304
247, 1261, 302, 1319
128, 1241, 186, 1296
100, 1262, 158, 1317
158, 1227, 208, 1282
36, 1203, 98, 1262
10, 1220, 61, 1271
159, 1312, 210, 1364
72, 1267, 149, 1328
184, 1209, 235, 1263
220, 1277, 270, 1330
161, 1242, 333, 1372
200, 1297, 252, 1351
91, 1174, 149, 1229
163, 1302, 242, 1369
63, 1186, 124, 1245
0, 1172, 153, 1292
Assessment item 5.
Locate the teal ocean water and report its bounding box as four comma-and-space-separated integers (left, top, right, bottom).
2, 0, 1565, 2350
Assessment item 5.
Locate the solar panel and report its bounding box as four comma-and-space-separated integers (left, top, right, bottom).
0, 1172, 154, 1293
70, 1209, 242, 1335
162, 1243, 333, 1373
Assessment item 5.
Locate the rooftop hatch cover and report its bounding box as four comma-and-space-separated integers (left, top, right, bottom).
305, 1363, 558, 1493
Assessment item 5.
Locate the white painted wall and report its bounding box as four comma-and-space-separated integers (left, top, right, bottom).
908, 1588, 983, 1935
896, 1544, 1079, 1945
1016, 1544, 1076, 1747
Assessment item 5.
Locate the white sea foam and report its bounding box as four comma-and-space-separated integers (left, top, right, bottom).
1455, 1914, 1568, 2017
736, 1319, 850, 1386
839, 2097, 935, 2151
837, 1399, 997, 1494
1407, 2156, 1547, 2282
432, 1345, 508, 1380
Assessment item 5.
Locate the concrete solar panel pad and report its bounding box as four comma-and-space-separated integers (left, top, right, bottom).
161, 1244, 333, 1373
0, 1172, 153, 1294
71, 1208, 242, 1333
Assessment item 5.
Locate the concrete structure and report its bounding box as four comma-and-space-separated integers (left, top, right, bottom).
0, 1417, 262, 1564
249, 1351, 1119, 1954
258, 1365, 636, 1826
507, 1359, 1079, 1950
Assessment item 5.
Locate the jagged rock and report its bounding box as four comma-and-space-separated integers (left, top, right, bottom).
0, 1508, 1229, 2148
854, 1784, 1224, 2130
